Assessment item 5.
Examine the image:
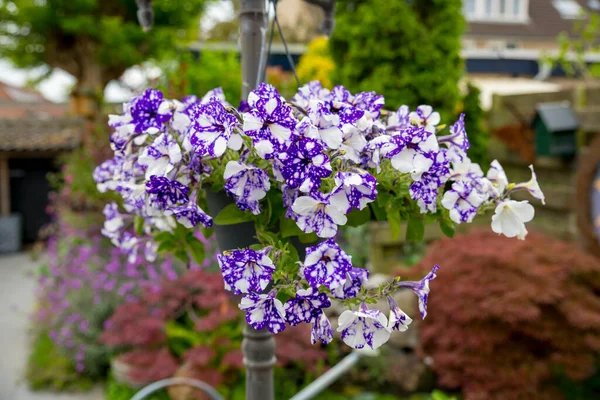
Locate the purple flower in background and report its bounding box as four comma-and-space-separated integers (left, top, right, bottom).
396, 264, 439, 319
441, 180, 486, 224
409, 105, 440, 134
284, 287, 331, 326
337, 303, 391, 350
200, 87, 227, 105
292, 81, 331, 109
331, 267, 369, 299
239, 291, 287, 334
331, 171, 377, 213
243, 89, 297, 159
409, 151, 450, 213
218, 247, 275, 295
101, 203, 125, 241
223, 161, 271, 215
138, 133, 182, 179
311, 310, 334, 345
129, 89, 173, 134
146, 176, 190, 210
187, 100, 240, 158
387, 295, 413, 332
278, 137, 332, 192
292, 191, 348, 238
302, 239, 353, 290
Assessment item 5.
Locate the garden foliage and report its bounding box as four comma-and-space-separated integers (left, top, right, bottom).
297, 36, 335, 89
415, 230, 600, 400
330, 0, 464, 116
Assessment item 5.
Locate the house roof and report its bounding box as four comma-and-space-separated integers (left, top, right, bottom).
467, 0, 593, 40
0, 81, 68, 119
533, 102, 580, 132
0, 118, 83, 152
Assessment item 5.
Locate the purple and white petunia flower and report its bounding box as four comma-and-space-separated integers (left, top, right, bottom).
409, 151, 450, 213
129, 89, 173, 134
284, 287, 331, 326
438, 114, 469, 154
138, 133, 182, 179
409, 105, 440, 134
187, 100, 240, 158
330, 171, 377, 213
200, 87, 228, 105
441, 180, 487, 224
292, 191, 348, 238
223, 161, 271, 215
302, 239, 353, 290
330, 267, 370, 299
146, 176, 190, 210
396, 264, 439, 319
307, 100, 343, 149
239, 291, 287, 334
387, 105, 410, 131
218, 247, 275, 295
247, 83, 285, 107
337, 303, 391, 350
278, 137, 332, 192
311, 310, 334, 345
353, 91, 385, 120
94, 157, 123, 193
339, 124, 368, 163
169, 190, 213, 229
292, 81, 331, 109
387, 295, 412, 332
387, 126, 439, 180
101, 203, 125, 241
243, 86, 297, 158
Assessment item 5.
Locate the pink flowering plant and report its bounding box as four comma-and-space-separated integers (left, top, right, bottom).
94, 81, 545, 350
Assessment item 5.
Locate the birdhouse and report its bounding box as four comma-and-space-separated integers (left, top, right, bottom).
531, 102, 579, 157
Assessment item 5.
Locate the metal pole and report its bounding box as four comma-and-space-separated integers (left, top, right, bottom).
239, 2, 273, 400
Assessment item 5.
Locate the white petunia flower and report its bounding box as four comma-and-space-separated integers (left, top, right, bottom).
491, 200, 535, 240
513, 165, 546, 205
337, 303, 391, 350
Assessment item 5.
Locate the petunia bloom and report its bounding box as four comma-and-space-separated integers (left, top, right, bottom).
396, 264, 440, 319
302, 239, 353, 290
337, 303, 391, 350
491, 200, 535, 240
223, 161, 271, 215
187, 100, 240, 158
239, 292, 287, 334
310, 310, 334, 345
513, 165, 546, 205
284, 287, 331, 326
137, 133, 182, 179
387, 295, 413, 332
218, 247, 275, 295
292, 191, 348, 238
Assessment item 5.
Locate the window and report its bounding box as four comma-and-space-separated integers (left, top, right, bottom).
552, 0, 584, 19
590, 0, 600, 11
464, 0, 529, 22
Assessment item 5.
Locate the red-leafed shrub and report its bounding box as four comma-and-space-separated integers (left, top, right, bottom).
413, 230, 600, 400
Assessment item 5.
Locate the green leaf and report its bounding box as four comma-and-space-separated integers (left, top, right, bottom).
298, 232, 319, 244
439, 218, 455, 238
387, 209, 402, 240
369, 201, 387, 221
406, 215, 425, 242
346, 207, 371, 227
214, 204, 253, 225
186, 237, 205, 265
280, 216, 304, 238
267, 190, 285, 227
174, 248, 188, 264
157, 240, 176, 253
134, 216, 145, 236
154, 231, 173, 242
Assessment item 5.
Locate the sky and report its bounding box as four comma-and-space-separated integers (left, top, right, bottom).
0, 2, 235, 103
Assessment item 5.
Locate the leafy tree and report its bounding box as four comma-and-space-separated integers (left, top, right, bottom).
0, 0, 206, 112
330, 0, 465, 117
552, 10, 600, 79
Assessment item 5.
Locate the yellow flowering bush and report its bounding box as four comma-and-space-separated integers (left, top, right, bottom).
297, 36, 335, 89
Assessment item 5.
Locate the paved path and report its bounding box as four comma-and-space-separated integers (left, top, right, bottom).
0, 253, 104, 400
